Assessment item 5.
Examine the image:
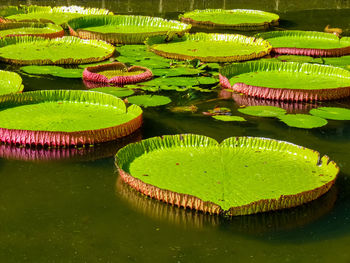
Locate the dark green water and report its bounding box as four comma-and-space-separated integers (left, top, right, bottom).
1, 1, 350, 262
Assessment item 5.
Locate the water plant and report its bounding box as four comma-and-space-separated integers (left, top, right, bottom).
68, 15, 191, 44
309, 107, 350, 120
21, 65, 83, 78
126, 95, 171, 107
116, 134, 338, 216
256, 31, 350, 56
0, 90, 142, 146
179, 9, 279, 30
0, 70, 23, 95
0, 22, 64, 38
0, 5, 112, 27
220, 61, 350, 101
83, 62, 153, 85
0, 36, 115, 65
145, 33, 272, 62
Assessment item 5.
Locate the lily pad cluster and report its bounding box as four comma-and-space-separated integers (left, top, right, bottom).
116, 134, 338, 216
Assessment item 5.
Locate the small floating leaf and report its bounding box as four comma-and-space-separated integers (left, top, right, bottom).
140, 77, 199, 87
238, 106, 286, 117
197, 76, 218, 85
89, 87, 134, 97
152, 67, 203, 77
127, 95, 171, 107
309, 107, 350, 120
212, 115, 246, 122
278, 114, 327, 129
21, 65, 83, 78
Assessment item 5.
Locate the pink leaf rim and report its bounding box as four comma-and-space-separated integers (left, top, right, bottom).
272, 46, 350, 57
0, 90, 143, 147
83, 62, 153, 86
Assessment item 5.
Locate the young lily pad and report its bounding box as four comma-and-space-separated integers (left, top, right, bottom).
309, 107, 350, 120
83, 62, 152, 85
238, 106, 286, 117
256, 31, 350, 56
0, 36, 115, 65
116, 134, 338, 216
179, 9, 279, 30
68, 15, 191, 44
322, 56, 350, 70
212, 115, 246, 122
220, 61, 350, 101
21, 65, 83, 78
89, 87, 134, 97
0, 22, 64, 38
278, 114, 328, 129
140, 76, 200, 87
0, 90, 143, 146
126, 95, 171, 107
146, 33, 272, 63
0, 70, 23, 95
2, 5, 112, 27
152, 67, 203, 77
197, 76, 218, 85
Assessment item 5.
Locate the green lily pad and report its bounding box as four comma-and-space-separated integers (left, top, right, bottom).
89, 87, 134, 97
278, 114, 328, 129
256, 31, 350, 56
322, 56, 350, 70
140, 76, 200, 87
197, 76, 218, 85
238, 106, 286, 117
309, 107, 350, 120
127, 95, 171, 107
3, 5, 111, 26
0, 36, 115, 65
220, 61, 350, 101
21, 65, 83, 78
146, 33, 272, 62
78, 60, 115, 69
68, 15, 191, 44
0, 22, 64, 38
0, 70, 23, 95
116, 134, 338, 216
276, 55, 323, 64
212, 115, 246, 122
0, 90, 142, 146
179, 9, 279, 30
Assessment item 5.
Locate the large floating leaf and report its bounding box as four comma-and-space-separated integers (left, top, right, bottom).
146, 33, 272, 63
127, 95, 171, 107
0, 22, 64, 38
212, 115, 246, 122
0, 70, 23, 95
220, 60, 350, 101
256, 31, 350, 56
238, 106, 286, 117
0, 90, 142, 146
68, 15, 191, 44
179, 9, 279, 30
322, 56, 350, 70
309, 107, 350, 120
116, 134, 338, 216
21, 65, 83, 78
0, 36, 115, 65
278, 114, 328, 129
2, 5, 112, 26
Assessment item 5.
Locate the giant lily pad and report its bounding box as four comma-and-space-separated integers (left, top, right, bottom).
146, 33, 272, 63
68, 15, 191, 44
0, 70, 23, 95
0, 22, 64, 38
278, 114, 328, 129
0, 36, 115, 65
220, 61, 350, 101
116, 134, 338, 216
1, 5, 112, 27
256, 31, 350, 57
83, 62, 152, 85
309, 107, 350, 120
179, 9, 279, 30
0, 90, 142, 146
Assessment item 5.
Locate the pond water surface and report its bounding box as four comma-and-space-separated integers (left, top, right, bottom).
0, 1, 350, 262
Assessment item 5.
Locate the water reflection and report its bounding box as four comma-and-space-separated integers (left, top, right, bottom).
116, 175, 337, 235
0, 130, 142, 162
220, 89, 320, 114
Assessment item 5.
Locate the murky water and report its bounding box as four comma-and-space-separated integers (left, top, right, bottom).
0, 1, 350, 262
